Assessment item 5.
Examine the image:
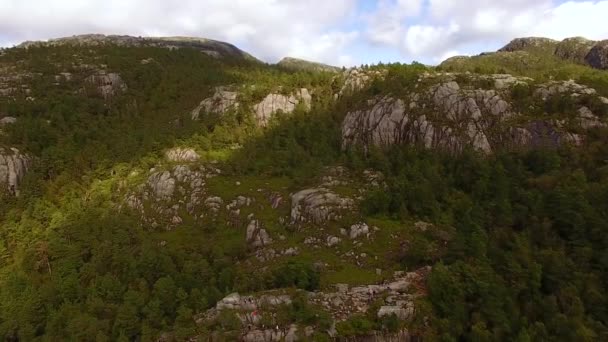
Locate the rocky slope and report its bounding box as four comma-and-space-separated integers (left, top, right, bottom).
341, 73, 607, 154
2, 34, 608, 341
0, 147, 30, 195
498, 36, 608, 69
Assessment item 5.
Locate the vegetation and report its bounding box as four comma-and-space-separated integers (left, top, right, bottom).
1, 40, 607, 341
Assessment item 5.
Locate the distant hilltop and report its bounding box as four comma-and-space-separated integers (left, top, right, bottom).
472, 36, 608, 70
16, 34, 260, 62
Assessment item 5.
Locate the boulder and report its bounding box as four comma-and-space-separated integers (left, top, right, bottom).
349, 223, 370, 239
0, 116, 17, 126
0, 147, 30, 195
290, 188, 354, 224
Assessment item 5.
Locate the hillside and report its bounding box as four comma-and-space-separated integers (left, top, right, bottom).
1, 35, 608, 341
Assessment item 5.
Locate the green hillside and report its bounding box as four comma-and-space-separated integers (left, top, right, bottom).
0, 36, 607, 341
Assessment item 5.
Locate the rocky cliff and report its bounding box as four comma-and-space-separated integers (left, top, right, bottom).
341, 73, 607, 153
0, 147, 30, 195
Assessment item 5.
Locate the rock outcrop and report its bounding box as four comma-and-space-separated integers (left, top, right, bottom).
126, 164, 221, 229
586, 40, 608, 70
253, 89, 312, 126
290, 188, 354, 224
0, 147, 30, 195
0, 117, 17, 126
341, 75, 607, 154
199, 269, 428, 340
85, 71, 127, 100
191, 87, 239, 119
246, 220, 273, 248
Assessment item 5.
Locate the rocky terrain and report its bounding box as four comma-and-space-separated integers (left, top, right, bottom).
341, 74, 607, 154
1, 34, 608, 341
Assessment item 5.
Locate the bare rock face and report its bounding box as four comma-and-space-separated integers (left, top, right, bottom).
246, 220, 273, 248
191, 87, 239, 120
0, 117, 17, 126
0, 147, 30, 195
341, 75, 607, 154
585, 40, 608, 70
253, 89, 311, 126
165, 148, 200, 162
290, 188, 354, 224
126, 164, 220, 229
85, 71, 127, 100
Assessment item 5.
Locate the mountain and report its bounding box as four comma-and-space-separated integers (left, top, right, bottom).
16, 34, 260, 62
1, 35, 608, 341
277, 57, 341, 73
443, 36, 608, 71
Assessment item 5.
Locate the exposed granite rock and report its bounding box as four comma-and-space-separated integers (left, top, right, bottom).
253, 89, 311, 126
290, 188, 354, 224
0, 117, 17, 126
85, 71, 127, 100
126, 164, 220, 229
191, 87, 239, 120
246, 220, 273, 248
164, 148, 200, 162
585, 40, 608, 70
0, 147, 30, 195
349, 223, 370, 240
341, 76, 607, 154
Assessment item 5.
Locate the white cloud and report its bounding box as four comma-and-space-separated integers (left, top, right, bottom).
367, 0, 608, 63
0, 0, 358, 65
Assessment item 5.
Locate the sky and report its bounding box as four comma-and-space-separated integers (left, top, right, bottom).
0, 0, 607, 66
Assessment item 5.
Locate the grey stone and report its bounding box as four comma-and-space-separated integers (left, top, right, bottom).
0, 147, 30, 195
191, 87, 239, 120
164, 147, 199, 162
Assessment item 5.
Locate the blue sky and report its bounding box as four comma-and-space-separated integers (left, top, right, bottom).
1, 0, 607, 66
